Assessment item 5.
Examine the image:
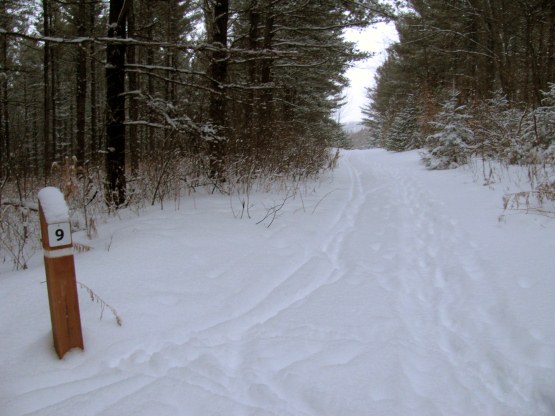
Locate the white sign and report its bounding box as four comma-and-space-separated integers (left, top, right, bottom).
47, 222, 72, 247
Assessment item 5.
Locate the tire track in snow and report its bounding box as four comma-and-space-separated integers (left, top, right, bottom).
188, 151, 370, 341
90, 153, 373, 416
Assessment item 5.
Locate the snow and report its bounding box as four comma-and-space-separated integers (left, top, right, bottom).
2, 149, 555, 415
37, 187, 70, 224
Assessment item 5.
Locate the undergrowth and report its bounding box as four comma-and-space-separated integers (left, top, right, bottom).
1, 149, 339, 272
418, 87, 555, 217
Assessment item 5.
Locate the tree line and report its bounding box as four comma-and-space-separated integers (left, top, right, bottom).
0, 0, 394, 207
364, 0, 555, 166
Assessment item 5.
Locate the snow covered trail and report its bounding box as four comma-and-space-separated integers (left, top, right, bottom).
1, 149, 554, 415
328, 152, 548, 415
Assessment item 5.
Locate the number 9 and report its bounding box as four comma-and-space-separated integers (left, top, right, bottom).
55, 229, 64, 241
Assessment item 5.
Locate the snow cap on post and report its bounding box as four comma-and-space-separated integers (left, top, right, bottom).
37, 187, 69, 224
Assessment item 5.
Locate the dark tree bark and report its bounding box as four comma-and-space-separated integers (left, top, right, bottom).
75, 0, 88, 166
247, 3, 260, 147
42, 0, 53, 179
549, 1, 555, 89
259, 3, 274, 140
0, 10, 9, 179
146, 0, 155, 153
105, 0, 129, 207
89, 7, 99, 164
127, 1, 139, 175
207, 0, 229, 181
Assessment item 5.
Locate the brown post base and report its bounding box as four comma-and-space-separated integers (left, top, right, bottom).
44, 253, 84, 358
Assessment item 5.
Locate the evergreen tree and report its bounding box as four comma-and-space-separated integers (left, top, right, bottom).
385, 95, 421, 152
521, 83, 555, 162
423, 91, 475, 169
365, 0, 555, 168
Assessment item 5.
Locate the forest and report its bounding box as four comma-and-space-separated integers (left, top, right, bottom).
1, 0, 394, 269
2, 0, 555, 270
364, 0, 555, 171
0, 0, 394, 198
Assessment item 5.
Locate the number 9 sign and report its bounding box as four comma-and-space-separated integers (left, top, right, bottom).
47, 222, 72, 247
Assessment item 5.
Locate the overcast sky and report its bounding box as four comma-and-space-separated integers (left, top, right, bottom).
338, 22, 398, 124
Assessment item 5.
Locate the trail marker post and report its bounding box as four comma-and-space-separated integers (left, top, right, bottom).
38, 187, 84, 359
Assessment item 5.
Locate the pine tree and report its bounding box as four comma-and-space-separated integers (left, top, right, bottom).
521, 83, 555, 162
423, 90, 475, 169
384, 95, 421, 152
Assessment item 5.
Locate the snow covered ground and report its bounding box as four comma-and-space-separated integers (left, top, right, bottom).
1, 149, 554, 415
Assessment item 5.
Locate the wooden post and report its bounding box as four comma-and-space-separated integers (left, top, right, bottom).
38, 187, 84, 359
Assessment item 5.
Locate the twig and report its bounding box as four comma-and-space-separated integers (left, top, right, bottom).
256, 190, 295, 228
1, 200, 39, 212
311, 188, 339, 214
77, 281, 123, 326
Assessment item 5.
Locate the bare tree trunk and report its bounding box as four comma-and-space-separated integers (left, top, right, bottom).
75, 0, 88, 166
105, 0, 129, 207
549, 1, 555, 87
247, 2, 260, 150
89, 7, 99, 164
260, 3, 274, 141
0, 17, 9, 179
477, 0, 512, 99
164, 1, 177, 143
51, 44, 58, 163
207, 0, 229, 181
146, 0, 155, 153
43, 0, 53, 179
127, 1, 139, 175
